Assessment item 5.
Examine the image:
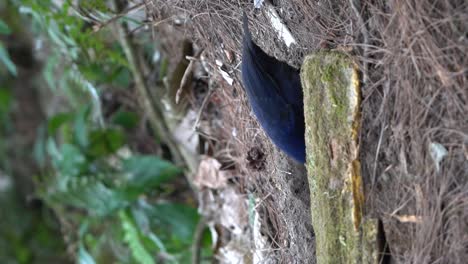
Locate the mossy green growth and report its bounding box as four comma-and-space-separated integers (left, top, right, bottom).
301, 52, 378, 263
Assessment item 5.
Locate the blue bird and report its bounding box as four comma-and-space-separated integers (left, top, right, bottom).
241, 13, 306, 163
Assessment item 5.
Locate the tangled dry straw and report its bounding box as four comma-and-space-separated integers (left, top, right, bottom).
361, 0, 467, 262
143, 0, 467, 262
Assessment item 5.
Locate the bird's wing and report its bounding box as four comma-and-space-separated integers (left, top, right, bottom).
241, 53, 297, 134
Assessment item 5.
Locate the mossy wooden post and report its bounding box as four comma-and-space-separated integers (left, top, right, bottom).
301, 52, 378, 263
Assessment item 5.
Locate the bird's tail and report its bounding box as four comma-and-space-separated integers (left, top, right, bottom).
242, 11, 253, 49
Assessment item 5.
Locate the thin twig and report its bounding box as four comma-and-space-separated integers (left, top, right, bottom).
176, 49, 205, 104
350, 0, 370, 86
193, 84, 215, 131
128, 15, 176, 35
191, 216, 209, 264
93, 2, 145, 32
111, 0, 188, 170
372, 124, 387, 188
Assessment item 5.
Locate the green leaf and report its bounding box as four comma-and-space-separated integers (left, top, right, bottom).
43, 52, 60, 90
78, 244, 96, 264
33, 125, 47, 167
87, 128, 125, 158
110, 67, 132, 87
0, 19, 11, 35
0, 43, 17, 76
54, 143, 87, 178
79, 63, 107, 83
48, 112, 74, 134
74, 106, 91, 148
78, 221, 90, 239
121, 156, 181, 195
111, 110, 139, 129
119, 210, 155, 264
149, 203, 199, 242
139, 200, 201, 246
131, 206, 167, 253
46, 138, 61, 163
48, 178, 128, 216
0, 88, 12, 113
0, 88, 11, 130
159, 58, 169, 81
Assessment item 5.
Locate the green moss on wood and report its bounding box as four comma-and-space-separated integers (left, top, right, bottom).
301, 52, 377, 264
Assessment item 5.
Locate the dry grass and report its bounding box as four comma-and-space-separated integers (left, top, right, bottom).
142, 0, 468, 262
360, 0, 468, 262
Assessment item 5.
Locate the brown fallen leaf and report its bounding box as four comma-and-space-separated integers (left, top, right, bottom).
193, 156, 233, 189
392, 214, 422, 223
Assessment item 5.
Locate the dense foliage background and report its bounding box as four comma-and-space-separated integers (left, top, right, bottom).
0, 1, 211, 263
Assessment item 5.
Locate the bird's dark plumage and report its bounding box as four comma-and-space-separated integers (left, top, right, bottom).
241, 13, 306, 163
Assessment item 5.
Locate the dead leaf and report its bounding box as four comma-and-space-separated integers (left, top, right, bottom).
393, 214, 422, 223
429, 142, 448, 172
194, 156, 233, 189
